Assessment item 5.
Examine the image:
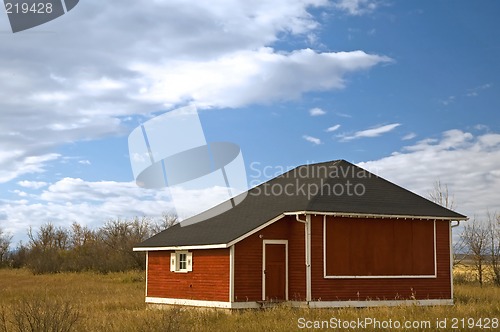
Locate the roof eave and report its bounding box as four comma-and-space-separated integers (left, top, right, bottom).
133, 211, 468, 251
132, 243, 228, 252
283, 211, 468, 221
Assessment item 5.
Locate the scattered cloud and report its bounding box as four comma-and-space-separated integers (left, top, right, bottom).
474, 124, 489, 131
0, 177, 244, 243
11, 190, 28, 197
309, 107, 327, 116
466, 83, 492, 97
334, 0, 379, 16
303, 135, 322, 145
326, 124, 341, 132
359, 130, 500, 218
341, 123, 401, 141
0, 153, 61, 184
79, 160, 91, 165
402, 132, 417, 141
17, 181, 48, 190
439, 96, 455, 106
1, 179, 172, 243
334, 111, 352, 118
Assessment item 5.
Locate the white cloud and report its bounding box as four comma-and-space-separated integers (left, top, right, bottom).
130, 48, 392, 108
0, 153, 61, 184
326, 124, 341, 132
466, 83, 492, 97
358, 130, 500, 219
334, 0, 379, 16
402, 132, 416, 140
474, 124, 489, 131
439, 96, 455, 106
303, 135, 322, 145
341, 123, 401, 141
1, 177, 238, 243
78, 160, 91, 165
17, 181, 48, 189
334, 111, 352, 118
40, 178, 147, 202
0, 1, 391, 184
309, 107, 327, 116
78, 77, 127, 94
12, 190, 27, 197
2, 178, 173, 242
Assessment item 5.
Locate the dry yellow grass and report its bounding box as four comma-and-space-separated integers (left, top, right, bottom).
0, 269, 499, 331
453, 263, 497, 284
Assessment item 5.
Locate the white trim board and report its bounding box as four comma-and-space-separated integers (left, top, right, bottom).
449, 220, 454, 301
227, 214, 286, 247
146, 297, 260, 309
306, 299, 453, 308
145, 297, 453, 309
284, 211, 466, 221
229, 245, 235, 303
145, 251, 149, 297
133, 244, 226, 251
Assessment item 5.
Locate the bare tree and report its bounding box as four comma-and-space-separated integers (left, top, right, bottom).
150, 212, 178, 235
69, 222, 94, 248
429, 180, 455, 210
28, 223, 69, 250
0, 227, 12, 266
428, 180, 465, 266
99, 217, 154, 270
487, 212, 500, 286
462, 218, 490, 286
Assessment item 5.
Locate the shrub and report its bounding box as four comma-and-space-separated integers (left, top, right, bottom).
0, 295, 80, 332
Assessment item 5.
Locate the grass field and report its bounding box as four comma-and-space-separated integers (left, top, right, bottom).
0, 269, 499, 331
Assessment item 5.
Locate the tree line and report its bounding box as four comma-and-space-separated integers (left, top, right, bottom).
459, 213, 500, 286
0, 214, 177, 274
429, 180, 500, 286
0, 181, 498, 284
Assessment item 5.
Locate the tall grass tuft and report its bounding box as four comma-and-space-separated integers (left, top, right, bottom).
1, 295, 80, 332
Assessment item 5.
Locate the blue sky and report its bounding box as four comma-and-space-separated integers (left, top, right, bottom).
1, 0, 500, 243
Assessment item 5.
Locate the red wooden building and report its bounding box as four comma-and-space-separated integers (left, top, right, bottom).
133, 160, 466, 309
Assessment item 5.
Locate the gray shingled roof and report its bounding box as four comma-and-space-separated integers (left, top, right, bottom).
134, 160, 466, 248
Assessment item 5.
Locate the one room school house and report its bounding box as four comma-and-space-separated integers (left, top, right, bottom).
133, 160, 467, 309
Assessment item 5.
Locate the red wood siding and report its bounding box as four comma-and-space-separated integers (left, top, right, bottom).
288, 219, 306, 301
325, 218, 435, 276
311, 216, 452, 301
234, 216, 306, 302
147, 249, 229, 301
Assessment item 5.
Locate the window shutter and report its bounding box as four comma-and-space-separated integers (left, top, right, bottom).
186, 252, 193, 272
170, 253, 176, 272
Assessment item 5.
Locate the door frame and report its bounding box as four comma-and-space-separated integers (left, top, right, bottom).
262, 239, 288, 301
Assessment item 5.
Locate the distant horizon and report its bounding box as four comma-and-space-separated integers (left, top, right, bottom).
1, 0, 499, 245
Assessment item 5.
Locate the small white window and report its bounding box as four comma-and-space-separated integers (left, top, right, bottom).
170, 251, 193, 273
179, 253, 187, 270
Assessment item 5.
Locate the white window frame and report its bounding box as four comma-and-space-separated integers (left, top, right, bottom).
170, 250, 193, 273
